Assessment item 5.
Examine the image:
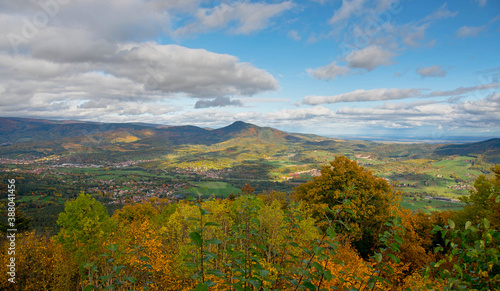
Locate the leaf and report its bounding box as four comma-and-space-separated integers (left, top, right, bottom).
259, 269, 269, 278
124, 277, 137, 283
367, 277, 376, 289
204, 221, 220, 227
447, 219, 455, 229
387, 254, 400, 264
394, 235, 403, 246
189, 231, 202, 247
300, 281, 316, 290
83, 286, 96, 291
193, 282, 208, 291
465, 221, 472, 230
106, 244, 118, 252
98, 275, 113, 281
453, 264, 463, 278
374, 253, 382, 263
206, 238, 222, 245
483, 218, 490, 229
326, 227, 336, 238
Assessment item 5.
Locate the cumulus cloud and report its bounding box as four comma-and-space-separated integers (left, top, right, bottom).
417, 65, 447, 78
456, 25, 486, 38
345, 46, 396, 71
303, 88, 422, 105
307, 61, 351, 80
195, 97, 243, 109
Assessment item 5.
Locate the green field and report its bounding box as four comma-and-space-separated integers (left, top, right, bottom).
400, 196, 465, 213
180, 181, 241, 198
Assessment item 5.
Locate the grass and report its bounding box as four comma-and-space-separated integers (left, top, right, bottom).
179, 181, 241, 198
400, 196, 465, 214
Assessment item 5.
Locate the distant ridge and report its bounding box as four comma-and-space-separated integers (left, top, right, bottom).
0, 117, 309, 150
434, 138, 500, 156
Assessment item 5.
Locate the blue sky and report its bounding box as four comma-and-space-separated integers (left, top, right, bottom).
0, 0, 499, 139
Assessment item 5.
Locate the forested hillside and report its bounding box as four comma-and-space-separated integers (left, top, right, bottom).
1, 156, 499, 291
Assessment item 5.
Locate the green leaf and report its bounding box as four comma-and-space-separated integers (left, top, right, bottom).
326, 227, 336, 238
453, 264, 463, 278
206, 238, 222, 245
387, 254, 400, 264
447, 219, 455, 229
374, 253, 382, 263
259, 269, 269, 278
300, 281, 316, 290
193, 282, 208, 291
465, 221, 472, 230
483, 218, 490, 229
106, 244, 118, 252
189, 231, 202, 247
394, 235, 403, 246
207, 269, 225, 277
98, 275, 113, 281
83, 286, 96, 291
204, 221, 220, 227
367, 277, 376, 289
124, 277, 137, 283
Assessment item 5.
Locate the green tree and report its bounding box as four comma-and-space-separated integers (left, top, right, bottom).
54, 192, 115, 266
293, 155, 396, 257
456, 165, 500, 229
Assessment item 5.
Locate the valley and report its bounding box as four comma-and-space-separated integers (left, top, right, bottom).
1, 117, 499, 234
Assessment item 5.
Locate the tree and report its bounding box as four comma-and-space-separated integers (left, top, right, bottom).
54, 192, 115, 265
456, 165, 500, 229
293, 155, 396, 256
0, 209, 32, 233
240, 183, 255, 195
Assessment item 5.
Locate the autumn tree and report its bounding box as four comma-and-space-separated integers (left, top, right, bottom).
240, 183, 255, 195
54, 192, 115, 266
293, 155, 397, 257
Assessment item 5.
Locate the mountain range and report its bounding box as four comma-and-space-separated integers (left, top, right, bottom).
0, 117, 499, 160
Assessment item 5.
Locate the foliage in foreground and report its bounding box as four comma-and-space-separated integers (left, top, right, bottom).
0, 157, 498, 290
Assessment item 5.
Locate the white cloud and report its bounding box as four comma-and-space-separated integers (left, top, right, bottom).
417, 65, 447, 78
175, 1, 294, 35
307, 61, 351, 80
195, 97, 243, 109
402, 24, 430, 48
456, 25, 486, 38
303, 88, 422, 105
345, 46, 396, 71
287, 30, 301, 41
430, 83, 500, 97
423, 3, 458, 22
329, 0, 366, 24
475, 0, 488, 7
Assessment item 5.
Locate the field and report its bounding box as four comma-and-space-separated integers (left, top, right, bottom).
178, 181, 241, 198
399, 196, 465, 213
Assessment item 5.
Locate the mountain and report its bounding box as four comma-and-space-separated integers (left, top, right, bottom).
0, 117, 148, 145
0, 117, 310, 158
434, 138, 500, 156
